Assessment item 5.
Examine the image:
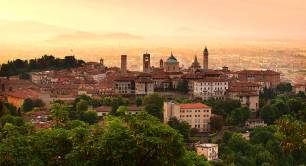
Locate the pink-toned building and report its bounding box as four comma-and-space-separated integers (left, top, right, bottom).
164, 102, 212, 132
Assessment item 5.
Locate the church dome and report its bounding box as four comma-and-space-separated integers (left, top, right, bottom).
166, 52, 178, 63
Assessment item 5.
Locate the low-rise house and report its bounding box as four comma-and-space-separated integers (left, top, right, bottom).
245, 118, 267, 129
195, 143, 218, 161
293, 83, 306, 94
7, 89, 39, 108
164, 102, 212, 132
95, 105, 143, 117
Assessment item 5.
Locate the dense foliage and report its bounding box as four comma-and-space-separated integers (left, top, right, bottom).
0, 111, 210, 166
0, 55, 84, 77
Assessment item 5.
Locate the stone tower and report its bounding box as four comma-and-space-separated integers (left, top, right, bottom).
121, 54, 127, 73
203, 46, 208, 70
160, 58, 164, 69
143, 52, 151, 72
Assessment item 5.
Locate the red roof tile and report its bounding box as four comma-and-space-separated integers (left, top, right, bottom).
179, 103, 210, 109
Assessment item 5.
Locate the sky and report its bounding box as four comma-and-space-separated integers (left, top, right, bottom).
0, 0, 305, 62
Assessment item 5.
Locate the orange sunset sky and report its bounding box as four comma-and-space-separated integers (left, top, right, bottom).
0, 0, 306, 63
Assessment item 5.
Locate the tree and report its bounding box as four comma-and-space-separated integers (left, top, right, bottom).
0, 114, 24, 127
111, 97, 124, 114
76, 99, 89, 114
276, 116, 306, 165
135, 97, 143, 106
19, 72, 30, 80
227, 107, 250, 126
33, 99, 45, 108
204, 98, 241, 118
143, 93, 164, 109
210, 115, 224, 132
3, 102, 18, 116
287, 98, 304, 114
276, 83, 292, 93
177, 151, 210, 166
144, 104, 163, 120
116, 106, 129, 115
168, 117, 191, 141
51, 102, 69, 125
21, 98, 34, 112
177, 79, 189, 94
80, 110, 98, 124
259, 105, 278, 124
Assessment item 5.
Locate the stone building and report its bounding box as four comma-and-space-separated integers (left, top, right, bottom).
164, 52, 180, 72
164, 102, 212, 132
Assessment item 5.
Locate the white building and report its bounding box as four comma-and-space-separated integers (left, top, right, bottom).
193, 78, 229, 100
195, 143, 218, 161
164, 102, 212, 132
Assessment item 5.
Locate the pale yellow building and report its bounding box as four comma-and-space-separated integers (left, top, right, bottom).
164, 102, 212, 132
195, 143, 218, 161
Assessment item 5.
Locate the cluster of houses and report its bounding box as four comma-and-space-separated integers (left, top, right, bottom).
2, 47, 301, 161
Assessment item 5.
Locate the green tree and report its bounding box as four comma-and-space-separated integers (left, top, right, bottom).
260, 105, 278, 124
135, 97, 143, 106
144, 104, 163, 120
33, 99, 45, 108
80, 110, 98, 124
177, 79, 189, 94
276, 116, 306, 165
76, 99, 89, 114
51, 102, 70, 125
0, 114, 24, 127
21, 98, 34, 112
210, 115, 224, 132
276, 83, 292, 93
116, 106, 129, 115
168, 117, 191, 141
143, 93, 164, 109
227, 107, 250, 126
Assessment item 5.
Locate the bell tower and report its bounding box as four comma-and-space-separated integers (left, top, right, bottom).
203, 46, 208, 70
143, 52, 151, 72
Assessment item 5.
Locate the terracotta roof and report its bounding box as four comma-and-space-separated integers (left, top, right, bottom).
114, 76, 136, 81
180, 103, 210, 109
136, 77, 154, 83
194, 77, 229, 82
237, 70, 280, 75
95, 106, 112, 112
7, 89, 39, 99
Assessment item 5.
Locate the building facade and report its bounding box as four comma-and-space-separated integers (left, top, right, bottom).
193, 78, 229, 100
164, 53, 180, 72
237, 70, 280, 88
164, 102, 212, 132
135, 77, 154, 95
195, 143, 218, 161
113, 77, 135, 94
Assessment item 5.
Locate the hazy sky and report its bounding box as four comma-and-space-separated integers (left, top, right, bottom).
0, 0, 306, 63
1, 0, 306, 39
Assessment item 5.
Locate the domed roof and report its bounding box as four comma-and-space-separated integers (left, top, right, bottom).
166, 52, 178, 63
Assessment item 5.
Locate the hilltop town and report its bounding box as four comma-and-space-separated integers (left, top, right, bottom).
0, 47, 305, 164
